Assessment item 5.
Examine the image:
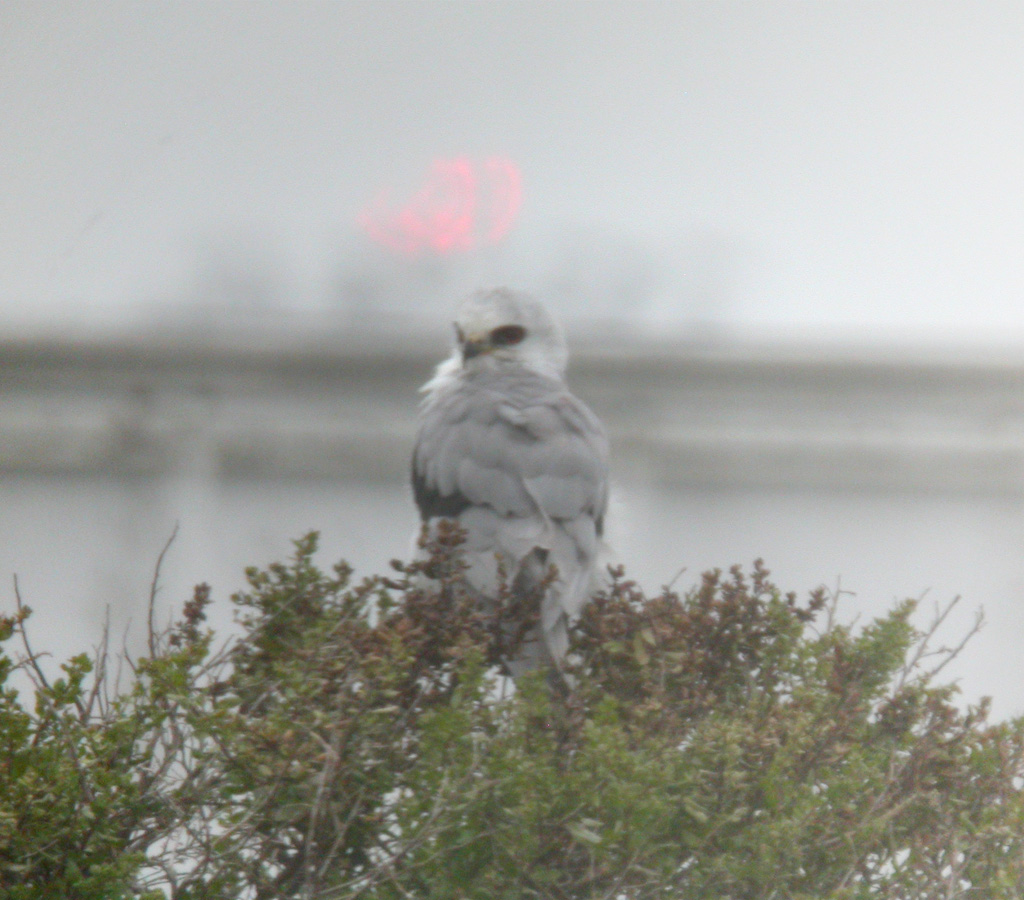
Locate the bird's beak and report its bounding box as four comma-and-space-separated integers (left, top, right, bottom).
460, 334, 490, 361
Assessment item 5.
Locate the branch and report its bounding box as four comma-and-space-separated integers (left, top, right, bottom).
148, 524, 180, 659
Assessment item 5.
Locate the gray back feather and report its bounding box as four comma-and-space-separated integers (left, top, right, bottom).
413, 362, 609, 675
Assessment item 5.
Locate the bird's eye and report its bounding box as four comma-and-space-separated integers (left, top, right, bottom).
490, 324, 527, 347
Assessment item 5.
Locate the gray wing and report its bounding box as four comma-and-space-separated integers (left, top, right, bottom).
412, 368, 609, 675
412, 368, 608, 533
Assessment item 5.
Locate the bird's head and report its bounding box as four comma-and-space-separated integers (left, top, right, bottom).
452, 288, 569, 378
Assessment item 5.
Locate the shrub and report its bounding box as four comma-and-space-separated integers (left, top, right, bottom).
2, 524, 1023, 898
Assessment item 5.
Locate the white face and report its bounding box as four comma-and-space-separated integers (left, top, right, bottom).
453, 288, 569, 376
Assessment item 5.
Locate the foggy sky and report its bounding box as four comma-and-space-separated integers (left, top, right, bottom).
3, 1, 1024, 339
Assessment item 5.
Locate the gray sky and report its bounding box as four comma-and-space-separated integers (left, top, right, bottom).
4, 1, 1024, 338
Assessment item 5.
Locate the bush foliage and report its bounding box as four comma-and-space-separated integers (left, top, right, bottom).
3, 524, 1024, 898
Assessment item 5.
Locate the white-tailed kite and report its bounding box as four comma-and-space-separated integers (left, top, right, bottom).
412, 288, 609, 677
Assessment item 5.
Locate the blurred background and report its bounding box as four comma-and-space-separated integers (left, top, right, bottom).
4, 1, 1024, 715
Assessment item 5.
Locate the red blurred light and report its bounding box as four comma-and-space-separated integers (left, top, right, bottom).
359, 156, 522, 256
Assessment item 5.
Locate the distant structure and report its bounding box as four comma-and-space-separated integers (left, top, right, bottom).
5, 329, 1023, 495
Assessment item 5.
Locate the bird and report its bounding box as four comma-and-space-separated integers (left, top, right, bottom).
411, 288, 610, 678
